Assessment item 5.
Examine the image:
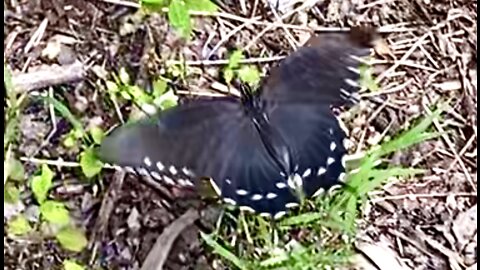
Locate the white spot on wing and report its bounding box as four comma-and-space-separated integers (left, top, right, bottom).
163, 175, 175, 185
340, 88, 351, 99
223, 198, 237, 206
344, 78, 359, 88
347, 66, 360, 74
327, 157, 335, 166
169, 166, 177, 175
338, 172, 346, 182
182, 167, 195, 177
251, 194, 263, 201
209, 179, 222, 195
177, 179, 185, 186
330, 142, 336, 151
236, 189, 248, 196
273, 211, 287, 219
302, 168, 312, 178
276, 182, 287, 189
285, 202, 299, 209
287, 174, 303, 190
137, 167, 149, 176
266, 193, 277, 199
312, 187, 325, 197
150, 171, 162, 181
259, 212, 271, 218
156, 161, 165, 171
178, 179, 193, 187
239, 206, 255, 213
143, 156, 152, 167
225, 179, 232, 185
317, 167, 326, 176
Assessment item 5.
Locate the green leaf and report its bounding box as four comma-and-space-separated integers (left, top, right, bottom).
141, 0, 168, 6
89, 126, 105, 145
56, 226, 88, 252
238, 65, 261, 85
8, 215, 32, 236
4, 183, 20, 203
223, 69, 234, 84
79, 147, 103, 178
63, 131, 78, 149
185, 0, 217, 12
105, 80, 119, 93
40, 200, 70, 226
6, 157, 25, 182
168, 0, 192, 38
152, 78, 168, 97
227, 50, 244, 69
359, 64, 379, 92
153, 90, 178, 110
127, 85, 152, 105
63, 260, 85, 270
31, 164, 54, 204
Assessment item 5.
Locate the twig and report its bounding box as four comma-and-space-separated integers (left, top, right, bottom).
89, 170, 126, 264
11, 61, 86, 92
266, 1, 298, 50
24, 18, 48, 54
141, 209, 200, 270
20, 156, 81, 168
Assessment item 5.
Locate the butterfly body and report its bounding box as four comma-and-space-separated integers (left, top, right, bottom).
98, 27, 378, 218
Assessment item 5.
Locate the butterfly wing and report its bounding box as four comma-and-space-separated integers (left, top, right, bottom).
260, 27, 376, 106
265, 102, 347, 199
98, 98, 298, 217
98, 97, 246, 187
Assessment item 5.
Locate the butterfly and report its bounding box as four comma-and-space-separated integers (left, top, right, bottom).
98, 26, 378, 219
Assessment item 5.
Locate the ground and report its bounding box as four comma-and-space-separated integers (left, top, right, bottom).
3, 0, 477, 270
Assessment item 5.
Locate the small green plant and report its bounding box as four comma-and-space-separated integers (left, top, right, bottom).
140, 0, 217, 38
223, 50, 261, 86
8, 215, 33, 236
38, 95, 105, 178
7, 164, 88, 252
106, 67, 179, 118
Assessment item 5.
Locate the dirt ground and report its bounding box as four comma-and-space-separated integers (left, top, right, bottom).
4, 0, 477, 269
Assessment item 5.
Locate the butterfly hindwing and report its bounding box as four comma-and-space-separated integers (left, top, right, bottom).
266, 102, 347, 198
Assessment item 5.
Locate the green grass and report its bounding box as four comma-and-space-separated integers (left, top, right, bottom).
201, 104, 446, 270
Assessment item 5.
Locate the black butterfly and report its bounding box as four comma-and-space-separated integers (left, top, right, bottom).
98, 27, 377, 219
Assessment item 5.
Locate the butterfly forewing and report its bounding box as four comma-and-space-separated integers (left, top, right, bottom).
98, 98, 246, 186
